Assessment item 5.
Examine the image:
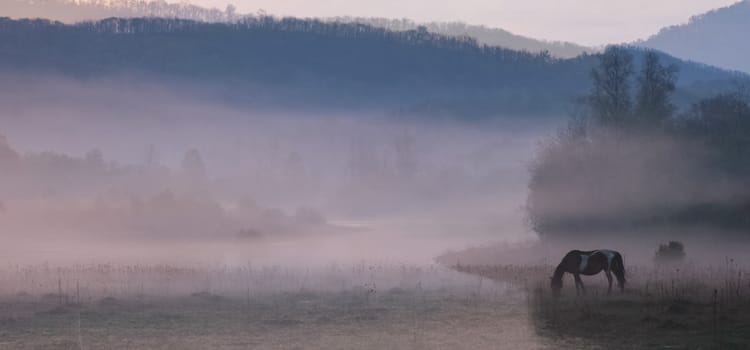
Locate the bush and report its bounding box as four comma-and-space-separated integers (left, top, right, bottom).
654, 241, 686, 264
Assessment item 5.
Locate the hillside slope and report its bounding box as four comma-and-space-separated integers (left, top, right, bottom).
328, 17, 591, 59
0, 0, 235, 23
0, 17, 745, 119
639, 1, 750, 73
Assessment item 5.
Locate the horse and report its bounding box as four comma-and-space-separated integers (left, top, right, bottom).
550, 249, 626, 295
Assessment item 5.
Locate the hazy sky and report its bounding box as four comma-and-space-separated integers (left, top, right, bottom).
187, 0, 740, 46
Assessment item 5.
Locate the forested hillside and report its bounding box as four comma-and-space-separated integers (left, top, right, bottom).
0, 16, 746, 119
328, 17, 590, 58
3, 0, 589, 58
0, 0, 236, 23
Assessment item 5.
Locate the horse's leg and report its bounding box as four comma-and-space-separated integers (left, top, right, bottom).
574, 274, 585, 295
605, 270, 613, 295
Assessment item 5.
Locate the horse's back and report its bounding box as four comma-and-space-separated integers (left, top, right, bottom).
596, 249, 620, 258
565, 249, 596, 257
564, 249, 623, 275
568, 249, 621, 259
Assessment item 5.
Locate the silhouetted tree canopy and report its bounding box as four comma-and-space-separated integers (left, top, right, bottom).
589, 47, 634, 127
635, 52, 678, 127
680, 93, 750, 175
528, 48, 750, 238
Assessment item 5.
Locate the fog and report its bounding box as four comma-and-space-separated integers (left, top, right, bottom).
529, 131, 747, 226
4, 73, 749, 273
4, 74, 747, 273
0, 73, 553, 268
4, 4, 750, 349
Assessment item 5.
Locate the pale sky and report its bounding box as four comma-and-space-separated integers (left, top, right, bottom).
187, 0, 741, 46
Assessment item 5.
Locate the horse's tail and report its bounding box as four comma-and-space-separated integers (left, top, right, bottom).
612, 253, 626, 288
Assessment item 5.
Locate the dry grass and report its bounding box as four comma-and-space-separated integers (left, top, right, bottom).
8, 260, 746, 349
0, 263, 585, 350
453, 261, 750, 350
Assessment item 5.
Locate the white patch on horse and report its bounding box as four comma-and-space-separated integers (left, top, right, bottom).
579, 254, 590, 273
596, 250, 616, 271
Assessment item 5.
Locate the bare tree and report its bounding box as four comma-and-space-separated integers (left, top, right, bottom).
635, 51, 678, 127
589, 46, 634, 127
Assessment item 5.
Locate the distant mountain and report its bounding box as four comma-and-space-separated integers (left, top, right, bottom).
0, 17, 745, 119
328, 17, 591, 59
639, 1, 750, 73
0, 0, 237, 23
3, 0, 591, 58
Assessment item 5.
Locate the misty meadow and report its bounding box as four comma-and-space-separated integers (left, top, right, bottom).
1, 1, 750, 349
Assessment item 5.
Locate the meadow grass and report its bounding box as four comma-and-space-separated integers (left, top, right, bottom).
454, 261, 750, 350
0, 263, 579, 349
6, 260, 744, 349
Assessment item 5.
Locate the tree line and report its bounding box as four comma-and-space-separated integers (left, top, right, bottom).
2, 0, 236, 23
527, 47, 750, 237
0, 17, 744, 119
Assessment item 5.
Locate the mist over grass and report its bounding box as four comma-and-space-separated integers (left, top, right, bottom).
2, 5, 750, 350
0, 72, 552, 268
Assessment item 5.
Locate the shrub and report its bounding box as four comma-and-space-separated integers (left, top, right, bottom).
654, 241, 686, 264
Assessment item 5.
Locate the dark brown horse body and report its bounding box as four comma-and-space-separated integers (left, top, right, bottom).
551, 250, 626, 295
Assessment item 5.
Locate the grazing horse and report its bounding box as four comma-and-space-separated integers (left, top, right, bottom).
550, 250, 626, 295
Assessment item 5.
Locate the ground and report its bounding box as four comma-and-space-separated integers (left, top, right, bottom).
3, 258, 749, 349
531, 290, 750, 350
454, 263, 750, 350
0, 288, 598, 350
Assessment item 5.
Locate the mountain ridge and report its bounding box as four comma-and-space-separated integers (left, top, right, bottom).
2, 0, 591, 58
326, 17, 592, 58
638, 0, 750, 73
0, 16, 746, 120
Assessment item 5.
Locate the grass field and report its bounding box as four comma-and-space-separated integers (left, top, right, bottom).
454, 262, 750, 350
0, 263, 598, 349
4, 257, 748, 349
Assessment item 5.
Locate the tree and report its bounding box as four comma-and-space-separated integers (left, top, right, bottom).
225, 4, 237, 20
635, 52, 678, 127
143, 144, 160, 167
85, 148, 104, 168
0, 134, 20, 166
181, 148, 207, 184
347, 138, 381, 183
683, 93, 750, 174
392, 131, 417, 180
283, 151, 305, 186
589, 46, 634, 127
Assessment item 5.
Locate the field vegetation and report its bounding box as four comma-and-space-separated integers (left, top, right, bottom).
451, 254, 750, 349
0, 263, 588, 350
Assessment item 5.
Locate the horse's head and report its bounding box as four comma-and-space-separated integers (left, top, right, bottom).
550, 276, 562, 294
